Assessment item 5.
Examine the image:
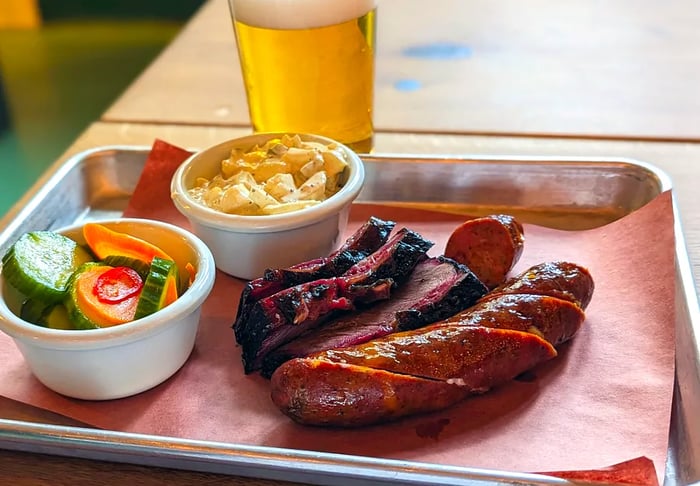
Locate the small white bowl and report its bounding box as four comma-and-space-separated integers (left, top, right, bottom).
0, 218, 215, 400
171, 132, 365, 280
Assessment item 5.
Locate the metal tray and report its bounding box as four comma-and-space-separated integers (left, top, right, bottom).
0, 147, 698, 486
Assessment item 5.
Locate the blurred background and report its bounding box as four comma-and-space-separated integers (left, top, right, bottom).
0, 0, 206, 218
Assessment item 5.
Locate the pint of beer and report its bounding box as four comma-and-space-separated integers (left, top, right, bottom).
229, 0, 377, 152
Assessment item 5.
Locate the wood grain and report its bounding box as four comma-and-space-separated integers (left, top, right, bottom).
102, 0, 700, 140
0, 449, 309, 486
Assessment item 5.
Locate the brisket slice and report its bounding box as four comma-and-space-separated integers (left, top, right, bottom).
260, 256, 488, 377
233, 216, 396, 341
237, 227, 434, 373
394, 257, 488, 331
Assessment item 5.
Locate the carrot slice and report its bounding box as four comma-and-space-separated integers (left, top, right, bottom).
83, 223, 173, 262
75, 265, 140, 327
164, 273, 179, 306
185, 262, 196, 286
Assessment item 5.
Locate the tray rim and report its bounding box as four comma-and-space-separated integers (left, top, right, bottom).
0, 145, 695, 486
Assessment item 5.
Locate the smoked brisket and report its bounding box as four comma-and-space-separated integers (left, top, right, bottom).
261, 256, 488, 377
236, 227, 434, 373
233, 216, 395, 341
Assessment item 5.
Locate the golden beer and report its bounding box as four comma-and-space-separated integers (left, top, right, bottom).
230, 0, 376, 152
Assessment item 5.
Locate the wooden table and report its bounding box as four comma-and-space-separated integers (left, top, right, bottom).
3, 0, 700, 484
103, 0, 700, 140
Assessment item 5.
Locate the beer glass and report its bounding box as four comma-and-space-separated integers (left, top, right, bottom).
228, 0, 377, 153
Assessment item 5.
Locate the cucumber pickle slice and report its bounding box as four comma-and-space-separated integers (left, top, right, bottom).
102, 255, 151, 280
134, 257, 179, 319
2, 231, 94, 304
19, 297, 49, 324
20, 299, 73, 330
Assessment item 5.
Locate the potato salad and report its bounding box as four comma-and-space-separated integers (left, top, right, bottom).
188, 134, 349, 216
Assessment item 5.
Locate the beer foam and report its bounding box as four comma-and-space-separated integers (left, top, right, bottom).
231, 0, 376, 30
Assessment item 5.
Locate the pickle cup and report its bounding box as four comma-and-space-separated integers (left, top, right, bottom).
0, 218, 215, 400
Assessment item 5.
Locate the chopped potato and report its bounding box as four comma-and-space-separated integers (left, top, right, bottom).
264, 173, 296, 200
247, 184, 279, 209
229, 170, 257, 187
282, 147, 316, 170
242, 150, 268, 164
299, 155, 325, 179
187, 134, 349, 216
219, 184, 252, 213
267, 142, 288, 156
325, 173, 339, 196
203, 186, 223, 207
322, 149, 348, 177
283, 171, 326, 202
251, 160, 288, 183
281, 133, 303, 148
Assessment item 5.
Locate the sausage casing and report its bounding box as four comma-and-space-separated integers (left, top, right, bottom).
317, 326, 556, 388
450, 293, 586, 346
486, 261, 594, 309
271, 359, 472, 427
271, 327, 556, 426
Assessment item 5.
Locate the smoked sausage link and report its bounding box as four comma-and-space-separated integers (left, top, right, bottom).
486, 261, 594, 310
444, 215, 524, 290
270, 360, 472, 427
270, 327, 556, 427
451, 293, 586, 346
317, 326, 557, 389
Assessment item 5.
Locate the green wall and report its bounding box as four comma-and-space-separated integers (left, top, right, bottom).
38, 1, 205, 21
0, 3, 202, 218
